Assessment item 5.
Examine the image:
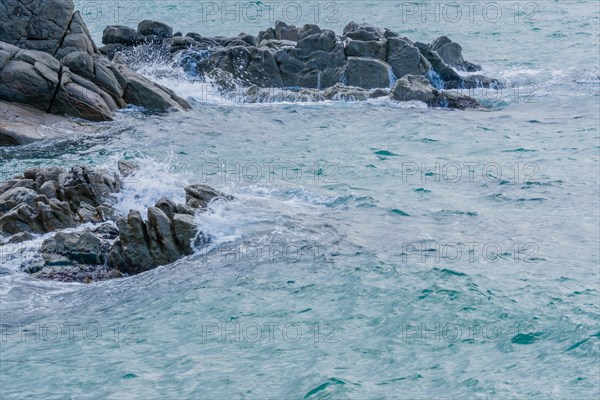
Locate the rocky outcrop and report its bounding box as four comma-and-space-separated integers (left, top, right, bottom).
102, 19, 501, 109
0, 163, 233, 282
0, 0, 190, 132
390, 74, 485, 110
0, 165, 121, 235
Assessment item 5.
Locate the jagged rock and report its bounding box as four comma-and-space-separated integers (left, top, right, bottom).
109, 210, 153, 274
463, 74, 502, 89
343, 22, 385, 42
0, 204, 43, 234
431, 36, 481, 72
245, 48, 283, 87
8, 231, 34, 244
173, 213, 198, 255
147, 206, 181, 265
441, 90, 485, 110
414, 42, 463, 88
386, 38, 431, 79
41, 231, 104, 266
107, 190, 213, 275
170, 36, 197, 52
155, 197, 177, 219
77, 202, 103, 223
345, 57, 392, 89
299, 24, 322, 40
37, 198, 77, 231
275, 21, 299, 42
185, 184, 232, 209
59, 166, 120, 210
1, 162, 229, 281
36, 225, 121, 282
0, 187, 38, 215
275, 49, 306, 86
258, 27, 276, 42
93, 60, 125, 103
390, 74, 437, 103
206, 68, 237, 92
32, 63, 113, 121
117, 160, 139, 177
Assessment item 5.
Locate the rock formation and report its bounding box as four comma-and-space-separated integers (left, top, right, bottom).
102, 19, 501, 109
0, 0, 191, 145
0, 163, 232, 283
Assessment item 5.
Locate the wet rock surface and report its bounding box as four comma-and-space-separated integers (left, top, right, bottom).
103, 19, 501, 109
0, 163, 232, 283
0, 0, 191, 145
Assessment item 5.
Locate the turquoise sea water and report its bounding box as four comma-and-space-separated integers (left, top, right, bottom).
1, 1, 599, 398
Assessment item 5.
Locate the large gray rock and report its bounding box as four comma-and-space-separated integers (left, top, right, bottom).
0, 0, 75, 54
390, 74, 437, 103
343, 22, 384, 42
0, 187, 38, 215
59, 166, 120, 210
118, 65, 191, 111
49, 67, 115, 121
107, 191, 212, 274
296, 30, 337, 56
275, 21, 299, 42
61, 51, 94, 79
0, 58, 59, 110
42, 231, 105, 266
344, 57, 392, 89
431, 36, 481, 72
109, 210, 154, 274
345, 39, 386, 60
55, 11, 96, 59
414, 42, 463, 88
147, 206, 181, 265
245, 47, 283, 87
137, 20, 173, 39
386, 38, 431, 79
172, 213, 198, 255
0, 101, 75, 146
102, 25, 139, 46
37, 197, 78, 232
0, 204, 43, 234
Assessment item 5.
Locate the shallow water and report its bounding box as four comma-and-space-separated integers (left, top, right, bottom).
1, 1, 599, 399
